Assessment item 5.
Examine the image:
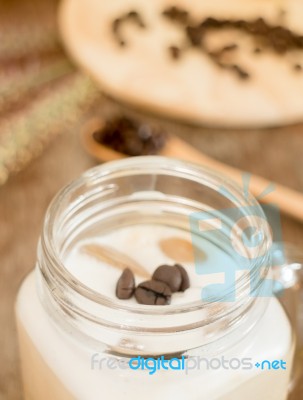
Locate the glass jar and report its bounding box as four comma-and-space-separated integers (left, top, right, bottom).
16, 156, 295, 400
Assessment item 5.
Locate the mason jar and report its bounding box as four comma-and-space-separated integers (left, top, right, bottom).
15, 156, 295, 400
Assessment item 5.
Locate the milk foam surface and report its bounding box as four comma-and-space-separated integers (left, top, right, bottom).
64, 224, 239, 304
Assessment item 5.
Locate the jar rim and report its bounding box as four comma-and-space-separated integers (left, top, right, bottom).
39, 156, 272, 323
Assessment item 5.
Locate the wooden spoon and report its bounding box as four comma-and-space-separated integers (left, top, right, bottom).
81, 118, 303, 223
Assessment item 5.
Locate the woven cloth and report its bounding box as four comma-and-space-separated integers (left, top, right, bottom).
0, 0, 100, 184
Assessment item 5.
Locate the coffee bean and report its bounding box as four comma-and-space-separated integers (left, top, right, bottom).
168, 45, 181, 60
175, 264, 190, 292
186, 25, 203, 47
202, 17, 222, 29
232, 65, 250, 80
234, 20, 246, 29
111, 9, 146, 47
128, 10, 139, 19
248, 18, 268, 35
162, 6, 189, 24
116, 268, 135, 299
112, 18, 121, 33
135, 280, 171, 305
294, 63, 302, 72
127, 10, 146, 28
152, 265, 182, 292
152, 264, 190, 293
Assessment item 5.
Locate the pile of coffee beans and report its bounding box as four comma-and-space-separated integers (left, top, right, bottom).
111, 5, 303, 80
162, 6, 303, 79
116, 264, 190, 305
93, 116, 167, 156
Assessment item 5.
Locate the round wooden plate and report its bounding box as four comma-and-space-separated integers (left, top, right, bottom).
59, 0, 303, 128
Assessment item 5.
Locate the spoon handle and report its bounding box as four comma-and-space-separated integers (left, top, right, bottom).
162, 136, 303, 223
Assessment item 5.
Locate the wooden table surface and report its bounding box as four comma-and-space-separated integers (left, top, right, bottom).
1, 96, 303, 399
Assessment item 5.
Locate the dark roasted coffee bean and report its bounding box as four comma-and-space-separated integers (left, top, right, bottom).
234, 20, 245, 28
270, 26, 296, 53
203, 17, 222, 28
127, 10, 146, 28
232, 65, 250, 80
248, 18, 268, 35
116, 268, 135, 299
135, 280, 171, 305
297, 36, 303, 48
112, 18, 126, 46
168, 45, 181, 60
128, 10, 139, 19
111, 10, 146, 46
186, 25, 203, 47
294, 63, 302, 72
175, 264, 190, 292
162, 6, 189, 24
152, 265, 182, 292
112, 18, 121, 33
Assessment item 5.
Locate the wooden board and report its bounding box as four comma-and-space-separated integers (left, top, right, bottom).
60, 0, 303, 128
